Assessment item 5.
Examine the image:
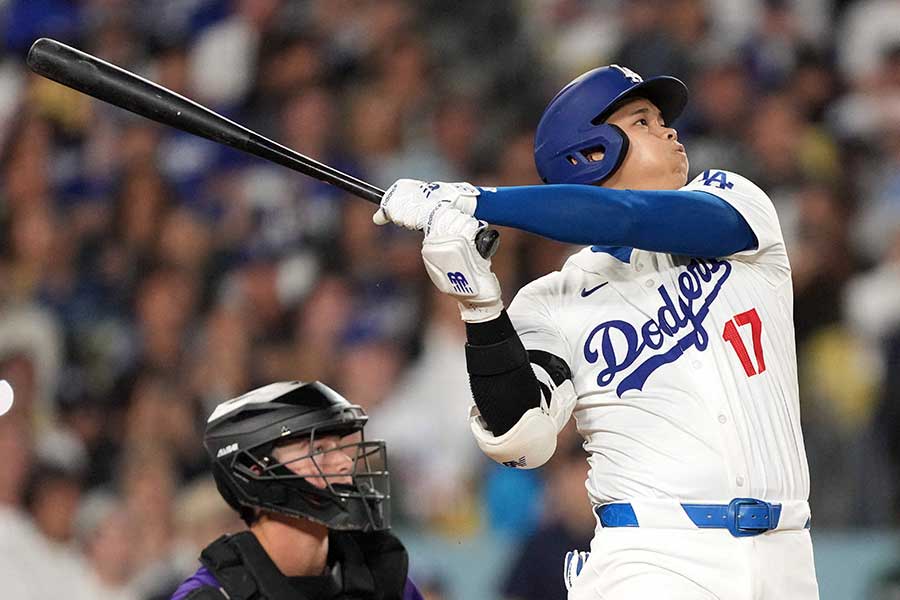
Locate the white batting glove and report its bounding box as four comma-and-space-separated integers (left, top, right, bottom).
563, 550, 590, 591
421, 206, 503, 322
373, 179, 480, 231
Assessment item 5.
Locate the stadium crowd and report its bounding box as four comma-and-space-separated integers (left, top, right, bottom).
0, 1, 899, 598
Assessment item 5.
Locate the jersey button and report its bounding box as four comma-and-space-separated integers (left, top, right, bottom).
718, 414, 727, 424
645, 279, 655, 288
736, 476, 745, 487
692, 360, 702, 370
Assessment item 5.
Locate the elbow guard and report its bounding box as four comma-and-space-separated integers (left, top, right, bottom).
469, 379, 577, 469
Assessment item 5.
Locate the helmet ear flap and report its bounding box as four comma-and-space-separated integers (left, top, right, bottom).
591, 123, 629, 184
543, 124, 629, 185
212, 461, 246, 514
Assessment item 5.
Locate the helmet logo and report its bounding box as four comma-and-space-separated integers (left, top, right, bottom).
216, 442, 239, 458
610, 64, 642, 83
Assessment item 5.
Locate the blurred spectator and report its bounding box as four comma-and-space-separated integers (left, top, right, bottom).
190, 301, 253, 411
831, 43, 900, 144
520, 0, 622, 79
836, 0, 900, 85
788, 49, 839, 124
23, 455, 93, 599
23, 459, 85, 543
851, 120, 900, 261
3, 0, 82, 52
741, 0, 809, 91
681, 58, 754, 175
169, 477, 243, 579
369, 291, 482, 531
336, 332, 405, 414
272, 274, 344, 382
122, 373, 206, 480
119, 444, 183, 599
0, 414, 45, 599
612, 0, 694, 80
844, 229, 900, 353
188, 0, 282, 109
745, 94, 838, 196
501, 428, 595, 600
130, 266, 200, 375
0, 305, 62, 428
790, 182, 868, 346
873, 318, 900, 521
74, 492, 138, 600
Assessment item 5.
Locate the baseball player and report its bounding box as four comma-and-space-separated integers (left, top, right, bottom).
374, 65, 818, 599
171, 380, 423, 600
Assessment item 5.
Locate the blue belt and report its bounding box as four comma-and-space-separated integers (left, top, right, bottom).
596, 498, 791, 538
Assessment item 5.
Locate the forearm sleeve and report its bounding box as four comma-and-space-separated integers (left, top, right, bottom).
465, 311, 542, 435
474, 185, 757, 258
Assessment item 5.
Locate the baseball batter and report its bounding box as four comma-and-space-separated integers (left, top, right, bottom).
374, 65, 818, 599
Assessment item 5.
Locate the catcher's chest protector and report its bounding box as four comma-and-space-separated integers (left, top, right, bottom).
197, 530, 409, 600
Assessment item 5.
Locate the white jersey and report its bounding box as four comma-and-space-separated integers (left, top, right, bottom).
508, 169, 810, 505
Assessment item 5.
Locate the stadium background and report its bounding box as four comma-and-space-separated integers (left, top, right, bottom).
0, 0, 899, 598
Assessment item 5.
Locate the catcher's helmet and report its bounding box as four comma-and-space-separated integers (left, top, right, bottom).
534, 65, 688, 185
205, 381, 390, 532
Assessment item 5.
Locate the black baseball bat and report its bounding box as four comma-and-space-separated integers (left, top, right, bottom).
26, 38, 499, 258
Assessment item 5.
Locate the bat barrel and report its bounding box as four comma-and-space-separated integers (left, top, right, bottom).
27, 38, 385, 203
26, 38, 498, 257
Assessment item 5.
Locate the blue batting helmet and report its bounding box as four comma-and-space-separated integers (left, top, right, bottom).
534, 65, 688, 185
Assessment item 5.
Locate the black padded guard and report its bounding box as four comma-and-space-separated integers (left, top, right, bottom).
465, 336, 530, 376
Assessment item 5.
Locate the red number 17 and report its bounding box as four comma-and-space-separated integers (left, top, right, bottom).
722, 308, 766, 377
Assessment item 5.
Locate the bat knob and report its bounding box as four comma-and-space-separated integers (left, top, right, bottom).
475, 228, 500, 259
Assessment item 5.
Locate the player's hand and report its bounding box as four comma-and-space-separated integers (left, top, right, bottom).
373, 179, 479, 230
421, 205, 502, 322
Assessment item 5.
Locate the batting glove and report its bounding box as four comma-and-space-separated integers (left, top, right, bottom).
563, 550, 590, 591
373, 179, 480, 230
421, 205, 503, 322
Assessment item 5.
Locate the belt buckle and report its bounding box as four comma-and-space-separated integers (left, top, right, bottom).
726, 498, 774, 538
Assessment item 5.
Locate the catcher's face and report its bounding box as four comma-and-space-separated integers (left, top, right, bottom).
271, 433, 356, 489
594, 98, 689, 190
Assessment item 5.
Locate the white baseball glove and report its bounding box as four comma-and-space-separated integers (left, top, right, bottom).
421, 205, 503, 322
373, 179, 480, 231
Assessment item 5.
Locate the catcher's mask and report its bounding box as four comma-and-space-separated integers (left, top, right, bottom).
205, 381, 390, 532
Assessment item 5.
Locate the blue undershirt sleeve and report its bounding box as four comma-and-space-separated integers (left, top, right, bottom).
473, 185, 757, 258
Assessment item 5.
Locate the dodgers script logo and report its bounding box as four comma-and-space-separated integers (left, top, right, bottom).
583, 258, 732, 397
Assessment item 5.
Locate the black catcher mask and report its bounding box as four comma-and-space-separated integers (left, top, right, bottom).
205, 381, 390, 532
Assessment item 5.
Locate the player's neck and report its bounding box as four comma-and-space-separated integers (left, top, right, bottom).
601, 171, 685, 190
250, 512, 329, 577
603, 180, 682, 191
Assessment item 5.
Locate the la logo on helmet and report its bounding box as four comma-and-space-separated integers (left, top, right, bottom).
611, 64, 643, 83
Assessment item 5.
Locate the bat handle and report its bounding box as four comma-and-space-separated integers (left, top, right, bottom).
475, 228, 501, 259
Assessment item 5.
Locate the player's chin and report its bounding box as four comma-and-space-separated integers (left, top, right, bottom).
675, 154, 689, 179
668, 154, 689, 185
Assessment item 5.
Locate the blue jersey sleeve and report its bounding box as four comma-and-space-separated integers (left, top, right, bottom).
473, 185, 757, 258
